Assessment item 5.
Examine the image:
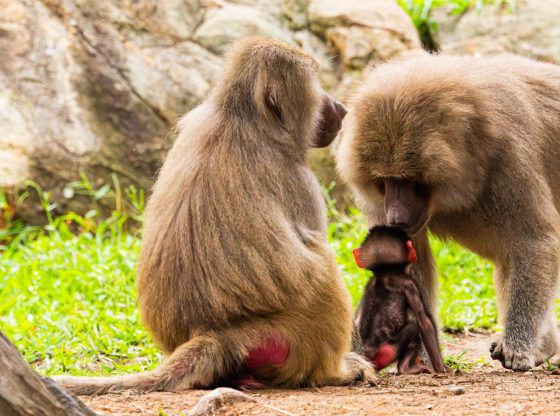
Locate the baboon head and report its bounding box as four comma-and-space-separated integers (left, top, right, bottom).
214, 37, 347, 151
338, 56, 490, 235
353, 225, 416, 271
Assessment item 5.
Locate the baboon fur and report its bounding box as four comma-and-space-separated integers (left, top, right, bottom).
54, 37, 373, 395
337, 53, 560, 371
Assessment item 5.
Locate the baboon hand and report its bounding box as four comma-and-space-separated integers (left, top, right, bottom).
490, 338, 536, 371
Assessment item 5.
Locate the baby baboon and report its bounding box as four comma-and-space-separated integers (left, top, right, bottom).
354, 226, 446, 374
54, 37, 373, 395
337, 53, 560, 371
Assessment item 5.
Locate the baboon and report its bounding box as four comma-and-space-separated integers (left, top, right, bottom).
55, 37, 373, 395
337, 53, 560, 371
354, 226, 446, 374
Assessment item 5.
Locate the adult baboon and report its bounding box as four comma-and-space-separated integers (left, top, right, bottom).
337, 53, 560, 371
55, 37, 373, 395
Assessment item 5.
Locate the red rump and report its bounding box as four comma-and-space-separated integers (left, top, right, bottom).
353, 248, 364, 268
244, 336, 290, 371
406, 240, 417, 263
372, 343, 397, 370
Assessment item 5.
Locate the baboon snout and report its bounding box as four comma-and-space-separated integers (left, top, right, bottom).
314, 95, 347, 148
386, 203, 410, 229
383, 179, 430, 235
331, 96, 348, 119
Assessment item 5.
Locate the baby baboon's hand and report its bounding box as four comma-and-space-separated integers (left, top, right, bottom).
490, 338, 536, 371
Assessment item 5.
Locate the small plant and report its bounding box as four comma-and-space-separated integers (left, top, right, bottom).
541, 360, 559, 372
444, 351, 474, 372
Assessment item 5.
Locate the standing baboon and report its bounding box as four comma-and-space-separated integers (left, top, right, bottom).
55, 37, 373, 395
337, 53, 560, 371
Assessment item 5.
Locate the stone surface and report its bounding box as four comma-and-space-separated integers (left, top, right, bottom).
283, 0, 310, 29
186, 387, 257, 416
0, 0, 420, 221
309, 0, 422, 68
435, 0, 560, 64
193, 2, 292, 54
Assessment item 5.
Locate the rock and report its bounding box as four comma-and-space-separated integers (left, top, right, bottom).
435, 0, 560, 64
308, 0, 421, 69
126, 0, 204, 39
0, 0, 421, 222
193, 3, 293, 55
445, 385, 466, 395
187, 387, 257, 416
283, 0, 310, 29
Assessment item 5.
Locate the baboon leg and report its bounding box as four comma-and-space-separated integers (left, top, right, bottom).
493, 262, 512, 328
309, 352, 376, 386
397, 353, 432, 375
54, 335, 231, 395
491, 240, 560, 370
536, 313, 560, 364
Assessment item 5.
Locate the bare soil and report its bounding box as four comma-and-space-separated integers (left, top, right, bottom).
81, 334, 560, 416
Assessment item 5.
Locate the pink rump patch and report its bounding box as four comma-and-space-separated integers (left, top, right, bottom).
372, 343, 397, 371
244, 336, 290, 371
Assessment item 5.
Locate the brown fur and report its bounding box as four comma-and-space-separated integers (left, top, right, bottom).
54, 37, 373, 395
337, 53, 560, 371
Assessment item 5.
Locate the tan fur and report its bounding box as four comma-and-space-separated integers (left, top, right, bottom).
337, 53, 560, 370
54, 37, 373, 395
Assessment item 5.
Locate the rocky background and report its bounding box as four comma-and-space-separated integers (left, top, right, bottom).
1, 0, 559, 222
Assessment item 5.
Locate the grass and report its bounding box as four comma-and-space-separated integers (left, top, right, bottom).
1, 181, 558, 376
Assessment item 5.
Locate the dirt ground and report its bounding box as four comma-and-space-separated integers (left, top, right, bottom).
82, 334, 560, 416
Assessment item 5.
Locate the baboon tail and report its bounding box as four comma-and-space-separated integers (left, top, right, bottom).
53, 336, 229, 396
52, 369, 167, 396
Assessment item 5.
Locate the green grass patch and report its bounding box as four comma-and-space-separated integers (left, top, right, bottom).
1, 181, 557, 375
0, 229, 158, 375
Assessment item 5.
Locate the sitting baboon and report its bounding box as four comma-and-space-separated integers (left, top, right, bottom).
54, 37, 373, 395
337, 53, 560, 371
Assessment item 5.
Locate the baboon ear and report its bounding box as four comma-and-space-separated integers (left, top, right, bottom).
265, 87, 283, 122
253, 70, 283, 123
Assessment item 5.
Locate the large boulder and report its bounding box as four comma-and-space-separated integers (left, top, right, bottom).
435, 0, 560, 64
308, 0, 422, 69
0, 0, 420, 222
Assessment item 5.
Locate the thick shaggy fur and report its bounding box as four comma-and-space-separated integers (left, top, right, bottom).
55, 38, 373, 395
337, 53, 560, 370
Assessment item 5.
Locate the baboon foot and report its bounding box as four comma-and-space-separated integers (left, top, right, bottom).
490, 339, 536, 371
342, 352, 378, 385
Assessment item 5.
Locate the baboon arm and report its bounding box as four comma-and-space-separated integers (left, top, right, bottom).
409, 231, 437, 313
403, 282, 446, 373
494, 240, 560, 368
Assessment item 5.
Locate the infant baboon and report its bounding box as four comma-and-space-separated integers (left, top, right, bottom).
354, 226, 446, 374
337, 53, 560, 371
55, 37, 373, 395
